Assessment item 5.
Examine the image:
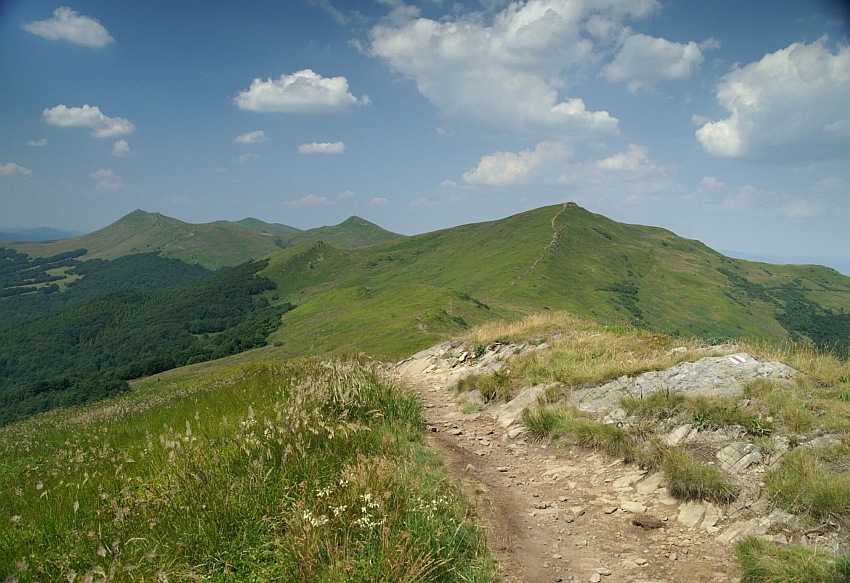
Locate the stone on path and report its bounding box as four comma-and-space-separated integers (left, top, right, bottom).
678, 502, 706, 528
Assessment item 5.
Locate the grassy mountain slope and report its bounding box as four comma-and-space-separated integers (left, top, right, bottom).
10, 211, 403, 270
261, 203, 850, 359
234, 216, 401, 248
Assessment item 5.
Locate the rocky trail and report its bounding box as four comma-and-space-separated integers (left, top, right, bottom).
391, 340, 834, 583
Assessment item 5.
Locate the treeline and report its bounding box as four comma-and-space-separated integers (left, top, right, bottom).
0, 260, 290, 426
718, 268, 849, 357
0, 249, 214, 330
775, 281, 850, 357
0, 248, 86, 297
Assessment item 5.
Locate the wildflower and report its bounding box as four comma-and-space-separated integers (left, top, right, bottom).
10, 515, 21, 524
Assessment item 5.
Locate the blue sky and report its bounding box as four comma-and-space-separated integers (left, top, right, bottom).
2, 0, 849, 273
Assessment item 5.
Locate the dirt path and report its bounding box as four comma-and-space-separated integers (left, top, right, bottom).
393, 345, 741, 583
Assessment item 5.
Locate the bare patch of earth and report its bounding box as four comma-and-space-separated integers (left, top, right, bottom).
390, 340, 839, 583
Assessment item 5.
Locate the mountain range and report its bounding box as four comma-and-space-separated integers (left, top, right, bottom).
1, 202, 848, 423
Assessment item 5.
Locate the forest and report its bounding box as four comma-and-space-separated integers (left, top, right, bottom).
0, 259, 290, 426
0, 248, 215, 329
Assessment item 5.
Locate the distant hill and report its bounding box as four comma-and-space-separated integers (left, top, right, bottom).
0, 227, 83, 242
8, 210, 404, 269
259, 203, 850, 358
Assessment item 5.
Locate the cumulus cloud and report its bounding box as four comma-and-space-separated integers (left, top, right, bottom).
286, 194, 331, 206
367, 0, 654, 140
812, 175, 846, 192
337, 190, 355, 199
89, 169, 123, 190
233, 153, 259, 163
234, 69, 370, 113
22, 6, 114, 49
0, 162, 32, 176
463, 141, 573, 185
235, 130, 269, 144
26, 138, 48, 147
112, 140, 130, 157
604, 33, 705, 93
700, 176, 726, 189
298, 141, 346, 154
592, 143, 653, 172
43, 104, 135, 138
780, 198, 824, 219
696, 38, 850, 161
369, 197, 390, 206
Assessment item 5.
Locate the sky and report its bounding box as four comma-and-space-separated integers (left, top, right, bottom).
1, 0, 849, 274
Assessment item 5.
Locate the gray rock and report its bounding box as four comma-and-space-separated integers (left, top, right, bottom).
493, 383, 553, 427
566, 353, 798, 415
677, 502, 706, 528
717, 442, 762, 473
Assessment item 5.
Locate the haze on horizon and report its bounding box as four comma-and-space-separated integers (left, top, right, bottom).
1, 0, 849, 274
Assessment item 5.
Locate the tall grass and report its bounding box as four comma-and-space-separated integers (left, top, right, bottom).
764, 448, 850, 521
0, 357, 496, 582
735, 536, 850, 583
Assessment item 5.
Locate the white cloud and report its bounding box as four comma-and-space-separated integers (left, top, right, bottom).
463, 141, 573, 185
337, 190, 355, 199
43, 104, 135, 138
286, 193, 331, 206
234, 69, 370, 113
700, 176, 726, 189
369, 197, 390, 206
696, 38, 850, 161
780, 198, 824, 219
112, 140, 131, 157
592, 143, 653, 172
368, 1, 653, 140
812, 175, 846, 192
26, 138, 48, 147
604, 33, 705, 93
233, 153, 259, 163
0, 162, 32, 176
298, 141, 346, 154
308, 0, 349, 25
22, 6, 114, 49
89, 169, 123, 190
235, 130, 268, 144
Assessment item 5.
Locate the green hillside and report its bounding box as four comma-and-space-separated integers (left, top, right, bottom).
10, 210, 403, 270
261, 203, 850, 359
2, 202, 848, 422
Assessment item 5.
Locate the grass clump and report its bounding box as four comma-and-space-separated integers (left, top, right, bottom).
764, 448, 850, 521
520, 405, 640, 461
660, 446, 737, 503
454, 370, 515, 402
621, 390, 687, 420
735, 536, 850, 583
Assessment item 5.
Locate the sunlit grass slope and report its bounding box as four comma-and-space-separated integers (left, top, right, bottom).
261, 203, 850, 359
0, 357, 496, 582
